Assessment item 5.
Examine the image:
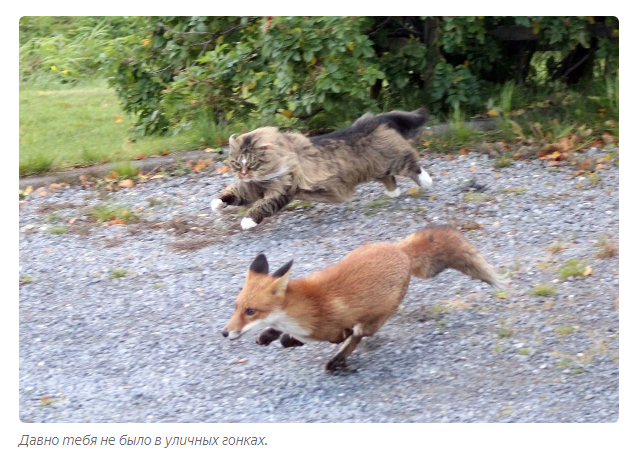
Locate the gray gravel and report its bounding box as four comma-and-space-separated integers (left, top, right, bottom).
19, 150, 619, 422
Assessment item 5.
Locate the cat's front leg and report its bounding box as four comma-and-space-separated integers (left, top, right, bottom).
241, 192, 293, 230
211, 184, 251, 213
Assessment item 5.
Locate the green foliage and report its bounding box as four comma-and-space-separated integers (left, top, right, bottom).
21, 16, 618, 137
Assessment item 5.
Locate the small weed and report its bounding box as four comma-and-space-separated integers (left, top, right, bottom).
48, 226, 69, 235
429, 305, 447, 315
463, 192, 489, 203
556, 326, 575, 335
109, 268, 128, 279
285, 201, 313, 210
87, 204, 137, 224
45, 212, 63, 223
365, 199, 392, 208
112, 162, 138, 179
151, 284, 166, 290
557, 359, 571, 367
547, 244, 567, 254
570, 367, 585, 375
517, 348, 531, 356
436, 320, 445, 327
558, 259, 587, 280
493, 346, 505, 353
537, 261, 551, 270
19, 274, 33, 285
146, 197, 165, 207
498, 187, 526, 195
594, 237, 619, 259
531, 284, 556, 296
493, 290, 508, 299
497, 328, 514, 338
494, 157, 513, 169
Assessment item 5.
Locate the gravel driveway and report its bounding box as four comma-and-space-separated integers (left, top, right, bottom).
19, 150, 619, 422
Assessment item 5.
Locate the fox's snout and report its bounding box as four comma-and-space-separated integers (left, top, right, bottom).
221, 326, 243, 340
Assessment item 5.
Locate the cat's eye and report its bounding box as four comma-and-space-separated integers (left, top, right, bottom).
230, 161, 241, 169
248, 161, 258, 168
245, 309, 256, 316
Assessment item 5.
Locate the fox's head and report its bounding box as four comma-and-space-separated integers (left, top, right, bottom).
221, 254, 293, 340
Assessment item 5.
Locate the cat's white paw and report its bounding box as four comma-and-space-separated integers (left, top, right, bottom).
211, 198, 226, 212
385, 187, 402, 198
418, 169, 433, 188
241, 217, 258, 230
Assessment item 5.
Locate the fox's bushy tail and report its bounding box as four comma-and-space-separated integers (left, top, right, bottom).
354, 108, 428, 140
396, 225, 508, 289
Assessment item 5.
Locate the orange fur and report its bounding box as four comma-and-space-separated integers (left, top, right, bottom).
222, 226, 506, 370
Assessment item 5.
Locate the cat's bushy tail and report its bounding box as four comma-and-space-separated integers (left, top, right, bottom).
354, 108, 429, 140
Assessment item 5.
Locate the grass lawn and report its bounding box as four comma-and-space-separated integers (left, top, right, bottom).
19, 82, 206, 176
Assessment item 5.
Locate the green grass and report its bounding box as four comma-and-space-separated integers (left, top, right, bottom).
497, 187, 526, 195
558, 259, 587, 280
494, 157, 513, 169
497, 328, 514, 338
517, 348, 531, 356
109, 268, 128, 279
19, 274, 33, 285
19, 81, 207, 176
48, 226, 69, 235
556, 326, 575, 335
531, 284, 556, 297
463, 192, 489, 203
87, 203, 137, 224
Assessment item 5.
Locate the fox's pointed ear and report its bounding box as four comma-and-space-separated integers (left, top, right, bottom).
248, 253, 269, 275
272, 259, 293, 278
271, 260, 293, 297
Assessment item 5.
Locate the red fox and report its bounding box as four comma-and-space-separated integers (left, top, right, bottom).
221, 226, 507, 371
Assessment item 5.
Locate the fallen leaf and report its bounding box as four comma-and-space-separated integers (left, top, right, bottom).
605, 120, 617, 128
422, 140, 433, 147
407, 188, 422, 197
106, 171, 118, 181
161, 151, 170, 156
119, 179, 135, 189
601, 133, 615, 145
492, 221, 500, 226
596, 163, 606, 170
25, 224, 35, 230
19, 201, 28, 209
487, 108, 499, 117
237, 359, 247, 364
68, 217, 77, 225
547, 161, 560, 167
470, 166, 477, 172
459, 148, 470, 155
109, 219, 126, 225
193, 159, 212, 173
583, 266, 593, 276
132, 154, 146, 160
204, 148, 216, 153
24, 186, 34, 196
44, 248, 52, 253
36, 187, 47, 197
547, 151, 562, 160
105, 184, 114, 191
217, 164, 231, 174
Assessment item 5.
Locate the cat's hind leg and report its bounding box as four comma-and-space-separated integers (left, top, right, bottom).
380, 175, 401, 198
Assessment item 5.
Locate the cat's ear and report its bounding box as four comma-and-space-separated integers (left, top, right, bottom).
247, 253, 269, 276
228, 133, 240, 151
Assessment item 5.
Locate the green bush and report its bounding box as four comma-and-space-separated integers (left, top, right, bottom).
21, 16, 618, 135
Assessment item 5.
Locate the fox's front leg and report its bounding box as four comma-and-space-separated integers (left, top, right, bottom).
211, 184, 251, 212
241, 191, 293, 230
256, 328, 282, 346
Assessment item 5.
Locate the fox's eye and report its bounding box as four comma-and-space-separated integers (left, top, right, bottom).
245, 309, 256, 316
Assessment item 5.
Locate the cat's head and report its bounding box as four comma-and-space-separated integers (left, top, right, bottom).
228, 128, 283, 182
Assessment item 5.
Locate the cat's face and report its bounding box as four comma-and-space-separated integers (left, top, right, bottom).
228, 132, 278, 182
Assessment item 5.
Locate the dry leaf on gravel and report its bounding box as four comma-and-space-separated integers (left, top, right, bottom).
119, 179, 135, 189
217, 164, 231, 174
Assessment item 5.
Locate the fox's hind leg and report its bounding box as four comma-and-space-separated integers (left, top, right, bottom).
324, 335, 363, 371
380, 175, 401, 198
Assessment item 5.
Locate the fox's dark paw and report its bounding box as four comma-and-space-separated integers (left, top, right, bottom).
256, 328, 282, 346
323, 357, 347, 372
280, 334, 305, 348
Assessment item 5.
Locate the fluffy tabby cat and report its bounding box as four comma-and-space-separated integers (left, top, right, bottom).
211, 108, 432, 230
